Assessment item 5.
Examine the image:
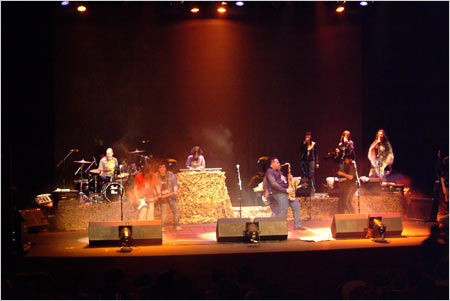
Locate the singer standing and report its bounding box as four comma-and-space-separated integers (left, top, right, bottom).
368, 129, 394, 180
299, 131, 319, 194
336, 130, 355, 172
336, 153, 357, 214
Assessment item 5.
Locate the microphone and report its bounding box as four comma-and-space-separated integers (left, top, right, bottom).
70, 149, 79, 152
93, 156, 97, 164
236, 164, 240, 169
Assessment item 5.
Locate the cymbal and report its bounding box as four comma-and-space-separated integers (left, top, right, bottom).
89, 168, 111, 174
74, 159, 92, 164
129, 149, 145, 154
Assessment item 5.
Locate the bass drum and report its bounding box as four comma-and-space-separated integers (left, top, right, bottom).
102, 182, 125, 202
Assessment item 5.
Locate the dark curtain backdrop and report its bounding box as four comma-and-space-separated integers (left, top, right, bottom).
3, 2, 448, 210
51, 2, 362, 203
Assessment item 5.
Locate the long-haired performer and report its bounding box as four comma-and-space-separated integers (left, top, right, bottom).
336, 130, 355, 172
368, 129, 394, 180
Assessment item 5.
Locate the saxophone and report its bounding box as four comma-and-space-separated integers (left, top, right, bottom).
282, 162, 297, 201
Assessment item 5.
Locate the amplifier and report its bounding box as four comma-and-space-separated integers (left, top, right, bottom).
51, 189, 79, 208
381, 183, 404, 193
19, 208, 49, 233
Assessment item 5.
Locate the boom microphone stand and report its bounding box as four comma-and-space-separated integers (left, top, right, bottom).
236, 164, 243, 218
56, 149, 77, 189
353, 160, 361, 214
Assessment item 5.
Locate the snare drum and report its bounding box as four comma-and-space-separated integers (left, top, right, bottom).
102, 182, 125, 202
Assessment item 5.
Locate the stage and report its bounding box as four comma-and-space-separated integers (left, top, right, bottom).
7, 217, 444, 299
25, 219, 430, 258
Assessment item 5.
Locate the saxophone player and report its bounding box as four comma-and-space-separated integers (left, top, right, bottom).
262, 157, 306, 230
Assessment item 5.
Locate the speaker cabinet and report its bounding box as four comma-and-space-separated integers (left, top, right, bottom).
130, 220, 163, 245
88, 221, 162, 247
408, 197, 438, 222
216, 218, 251, 242
51, 190, 79, 208
216, 217, 288, 242
254, 217, 288, 240
368, 213, 403, 237
331, 214, 368, 239
18, 208, 49, 233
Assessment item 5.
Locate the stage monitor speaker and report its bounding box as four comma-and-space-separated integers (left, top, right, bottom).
408, 197, 438, 222
331, 214, 368, 239
89, 221, 162, 247
254, 217, 288, 240
368, 213, 403, 237
18, 208, 49, 233
216, 217, 288, 242
130, 220, 163, 245
216, 218, 251, 242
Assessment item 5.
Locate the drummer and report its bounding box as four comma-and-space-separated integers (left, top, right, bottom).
99, 147, 119, 182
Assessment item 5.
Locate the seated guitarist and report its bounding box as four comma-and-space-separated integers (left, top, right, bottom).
157, 161, 181, 231
134, 164, 158, 221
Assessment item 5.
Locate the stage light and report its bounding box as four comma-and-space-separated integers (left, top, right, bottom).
236, 1, 244, 6
77, 5, 87, 12
217, 7, 227, 13
245, 222, 260, 246
61, 1, 69, 6
119, 226, 132, 252
191, 7, 200, 13
221, 2, 227, 5
369, 217, 388, 243
336, 6, 345, 13
360, 1, 368, 6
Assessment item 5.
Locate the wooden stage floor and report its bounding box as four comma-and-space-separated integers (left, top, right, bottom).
9, 219, 439, 300
25, 219, 432, 258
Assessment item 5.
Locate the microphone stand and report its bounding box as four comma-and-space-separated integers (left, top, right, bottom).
85, 157, 97, 202
116, 165, 124, 222
236, 164, 243, 218
353, 160, 361, 214
56, 149, 76, 189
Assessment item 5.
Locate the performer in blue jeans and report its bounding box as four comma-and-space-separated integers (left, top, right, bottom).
157, 161, 181, 231
263, 157, 305, 230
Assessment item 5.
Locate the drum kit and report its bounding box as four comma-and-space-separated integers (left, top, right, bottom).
72, 149, 149, 203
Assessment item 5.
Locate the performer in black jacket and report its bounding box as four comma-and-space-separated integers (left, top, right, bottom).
299, 131, 319, 194
336, 130, 355, 172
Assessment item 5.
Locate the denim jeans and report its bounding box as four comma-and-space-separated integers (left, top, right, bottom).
271, 192, 302, 228
138, 201, 154, 221
161, 197, 179, 226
